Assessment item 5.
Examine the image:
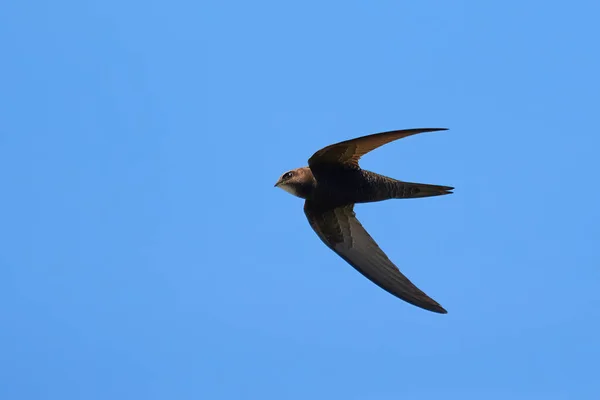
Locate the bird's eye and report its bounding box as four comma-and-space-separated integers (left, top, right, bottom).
283, 171, 293, 180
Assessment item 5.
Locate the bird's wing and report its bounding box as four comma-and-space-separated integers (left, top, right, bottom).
304, 200, 447, 313
308, 128, 447, 169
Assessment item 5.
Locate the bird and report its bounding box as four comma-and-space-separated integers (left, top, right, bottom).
274, 128, 453, 314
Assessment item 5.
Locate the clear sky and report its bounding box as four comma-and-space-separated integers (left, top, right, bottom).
1, 1, 599, 399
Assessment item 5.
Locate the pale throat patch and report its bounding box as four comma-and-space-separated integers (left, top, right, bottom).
279, 183, 302, 198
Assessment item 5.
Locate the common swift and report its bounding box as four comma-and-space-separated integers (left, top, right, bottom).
275, 128, 453, 314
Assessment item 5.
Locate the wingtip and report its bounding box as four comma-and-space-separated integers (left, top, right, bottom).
408, 297, 448, 314
421, 303, 447, 314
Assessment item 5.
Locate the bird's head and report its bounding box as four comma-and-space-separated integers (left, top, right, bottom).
274, 167, 315, 199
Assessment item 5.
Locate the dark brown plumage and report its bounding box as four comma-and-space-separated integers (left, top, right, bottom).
275, 128, 453, 314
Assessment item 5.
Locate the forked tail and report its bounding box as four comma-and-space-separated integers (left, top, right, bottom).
357, 170, 453, 203
392, 180, 454, 199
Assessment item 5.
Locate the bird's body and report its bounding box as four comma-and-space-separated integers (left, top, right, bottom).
275, 128, 453, 314
281, 167, 451, 206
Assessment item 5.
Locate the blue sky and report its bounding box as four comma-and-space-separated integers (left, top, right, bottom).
1, 1, 599, 399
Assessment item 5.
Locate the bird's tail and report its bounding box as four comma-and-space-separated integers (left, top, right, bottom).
392, 181, 454, 199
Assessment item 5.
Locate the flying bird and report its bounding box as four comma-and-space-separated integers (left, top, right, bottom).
275, 128, 453, 314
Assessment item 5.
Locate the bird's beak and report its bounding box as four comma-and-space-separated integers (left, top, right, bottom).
274, 179, 282, 187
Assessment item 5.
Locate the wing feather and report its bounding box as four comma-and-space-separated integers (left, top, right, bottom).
308, 128, 447, 169
304, 201, 447, 314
